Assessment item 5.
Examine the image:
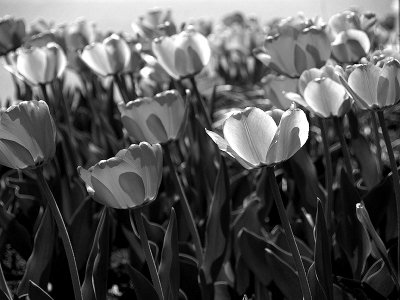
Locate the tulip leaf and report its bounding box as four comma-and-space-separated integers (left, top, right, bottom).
307, 263, 327, 300
121, 224, 145, 268
314, 200, 333, 300
81, 207, 110, 300
335, 169, 370, 279
273, 227, 314, 260
0, 264, 11, 300
125, 264, 159, 300
142, 214, 166, 250
158, 208, 180, 300
237, 228, 272, 285
17, 207, 55, 297
201, 157, 231, 284
28, 281, 54, 300
69, 198, 95, 271
179, 254, 202, 300
265, 247, 302, 300
362, 259, 395, 297
0, 290, 9, 300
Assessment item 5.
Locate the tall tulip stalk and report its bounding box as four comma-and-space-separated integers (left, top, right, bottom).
206, 106, 312, 300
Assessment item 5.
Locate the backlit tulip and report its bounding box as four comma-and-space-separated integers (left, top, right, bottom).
206, 106, 309, 169
65, 18, 100, 52
118, 90, 187, 144
0, 16, 26, 56
3, 42, 67, 86
262, 74, 298, 110
286, 65, 351, 118
78, 142, 163, 209
254, 16, 331, 78
79, 34, 131, 77
132, 8, 176, 41
340, 58, 400, 110
0, 100, 56, 169
152, 26, 211, 79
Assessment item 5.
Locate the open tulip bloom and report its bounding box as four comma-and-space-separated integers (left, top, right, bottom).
253, 17, 331, 78
286, 65, 352, 118
0, 100, 56, 169
118, 89, 187, 144
152, 25, 211, 79
206, 106, 309, 169
79, 33, 131, 77
340, 58, 400, 110
78, 142, 163, 209
3, 42, 67, 86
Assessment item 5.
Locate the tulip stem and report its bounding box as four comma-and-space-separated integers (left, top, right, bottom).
333, 117, 354, 184
377, 110, 400, 281
34, 167, 83, 300
130, 208, 164, 300
114, 74, 130, 103
267, 167, 312, 300
163, 145, 203, 264
189, 77, 212, 130
318, 118, 333, 231
370, 111, 383, 175
39, 83, 55, 116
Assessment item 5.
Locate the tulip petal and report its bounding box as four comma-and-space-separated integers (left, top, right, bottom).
80, 43, 112, 77
16, 47, 47, 85
266, 108, 309, 164
152, 37, 179, 79
303, 78, 348, 118
0, 139, 34, 169
104, 34, 131, 73
348, 64, 380, 108
378, 59, 400, 107
223, 107, 277, 167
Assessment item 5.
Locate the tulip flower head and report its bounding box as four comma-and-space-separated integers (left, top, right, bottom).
3, 42, 67, 86
206, 106, 309, 169
340, 58, 400, 110
286, 65, 352, 118
132, 8, 176, 41
78, 142, 163, 209
0, 16, 26, 56
79, 34, 131, 77
118, 89, 187, 144
254, 16, 331, 78
152, 25, 211, 79
65, 18, 100, 52
0, 100, 56, 170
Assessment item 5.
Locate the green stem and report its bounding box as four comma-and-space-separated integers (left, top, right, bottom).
267, 167, 312, 300
127, 73, 138, 99
163, 145, 203, 264
370, 111, 383, 175
318, 118, 333, 231
189, 77, 212, 130
39, 83, 55, 116
34, 167, 83, 300
113, 74, 130, 104
130, 208, 164, 300
333, 117, 354, 185
377, 110, 400, 281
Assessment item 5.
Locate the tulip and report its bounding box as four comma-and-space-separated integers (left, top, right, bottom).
0, 100, 56, 170
78, 142, 163, 209
286, 65, 351, 118
262, 74, 298, 110
206, 106, 309, 169
118, 90, 187, 144
3, 42, 67, 86
132, 8, 176, 41
65, 18, 100, 52
152, 25, 211, 79
340, 58, 400, 110
79, 34, 131, 77
254, 16, 331, 78
0, 16, 26, 56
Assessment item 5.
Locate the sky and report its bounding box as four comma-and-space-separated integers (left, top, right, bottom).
0, 0, 396, 101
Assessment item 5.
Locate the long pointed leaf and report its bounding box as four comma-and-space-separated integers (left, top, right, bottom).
28, 281, 54, 300
125, 264, 159, 300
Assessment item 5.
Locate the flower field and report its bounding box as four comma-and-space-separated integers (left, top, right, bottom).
0, 6, 398, 300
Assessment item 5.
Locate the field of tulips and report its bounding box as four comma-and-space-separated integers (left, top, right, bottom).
0, 6, 399, 300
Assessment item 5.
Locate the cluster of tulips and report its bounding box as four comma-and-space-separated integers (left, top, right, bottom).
0, 6, 399, 300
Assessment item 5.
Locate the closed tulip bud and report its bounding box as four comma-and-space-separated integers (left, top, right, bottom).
152, 26, 211, 79
206, 106, 309, 169
79, 34, 131, 77
286, 65, 352, 118
0, 16, 26, 56
4, 42, 67, 86
254, 16, 331, 78
78, 142, 163, 209
328, 11, 360, 38
118, 90, 187, 144
340, 58, 400, 110
262, 74, 298, 110
65, 18, 100, 52
0, 100, 56, 169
